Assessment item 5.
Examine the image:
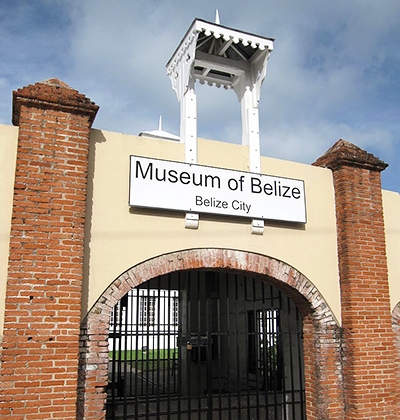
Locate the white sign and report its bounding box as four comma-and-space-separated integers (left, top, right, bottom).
129, 156, 306, 223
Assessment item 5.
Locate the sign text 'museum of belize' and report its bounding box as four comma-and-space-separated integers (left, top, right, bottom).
129, 156, 307, 223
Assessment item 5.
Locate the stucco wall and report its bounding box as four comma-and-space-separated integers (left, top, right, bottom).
2, 123, 399, 336
383, 190, 400, 309
0, 124, 18, 339
83, 129, 342, 323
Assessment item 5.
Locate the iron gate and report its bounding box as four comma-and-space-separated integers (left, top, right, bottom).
107, 270, 306, 419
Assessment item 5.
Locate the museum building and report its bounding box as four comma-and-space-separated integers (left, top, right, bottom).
0, 18, 399, 420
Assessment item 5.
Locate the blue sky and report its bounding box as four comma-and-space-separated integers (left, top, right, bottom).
1, 0, 399, 192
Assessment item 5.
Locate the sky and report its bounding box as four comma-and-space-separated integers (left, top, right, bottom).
1, 0, 399, 192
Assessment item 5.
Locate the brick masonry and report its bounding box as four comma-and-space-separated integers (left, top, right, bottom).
314, 140, 399, 419
0, 79, 98, 419
77, 248, 344, 420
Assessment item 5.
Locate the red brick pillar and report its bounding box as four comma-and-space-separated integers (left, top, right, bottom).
0, 79, 98, 419
302, 315, 344, 420
314, 140, 398, 419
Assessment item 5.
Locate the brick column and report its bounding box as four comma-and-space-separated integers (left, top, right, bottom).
0, 79, 98, 419
314, 140, 398, 419
302, 316, 344, 420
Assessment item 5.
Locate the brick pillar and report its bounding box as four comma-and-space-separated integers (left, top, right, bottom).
314, 140, 398, 419
302, 316, 344, 420
0, 79, 98, 419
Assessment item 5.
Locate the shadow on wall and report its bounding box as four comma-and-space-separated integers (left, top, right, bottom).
82, 129, 107, 317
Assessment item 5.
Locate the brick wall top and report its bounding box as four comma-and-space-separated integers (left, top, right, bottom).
12, 77, 99, 126
313, 139, 388, 172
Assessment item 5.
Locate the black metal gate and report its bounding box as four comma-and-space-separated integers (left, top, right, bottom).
107, 270, 306, 419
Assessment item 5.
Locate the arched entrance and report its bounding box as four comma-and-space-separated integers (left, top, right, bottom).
107, 270, 305, 419
77, 249, 343, 420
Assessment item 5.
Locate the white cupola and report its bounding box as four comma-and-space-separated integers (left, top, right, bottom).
166, 17, 274, 173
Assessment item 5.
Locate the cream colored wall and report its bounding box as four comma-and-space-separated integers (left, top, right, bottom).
0, 124, 18, 339
83, 129, 342, 324
382, 190, 400, 310
2, 124, 399, 335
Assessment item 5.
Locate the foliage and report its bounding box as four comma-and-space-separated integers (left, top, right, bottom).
109, 348, 177, 371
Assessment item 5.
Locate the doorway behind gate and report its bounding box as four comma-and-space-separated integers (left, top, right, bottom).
107, 270, 306, 419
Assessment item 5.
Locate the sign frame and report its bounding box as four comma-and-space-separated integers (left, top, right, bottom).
129, 155, 307, 224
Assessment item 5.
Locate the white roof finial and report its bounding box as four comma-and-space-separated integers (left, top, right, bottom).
215, 9, 220, 25
158, 115, 162, 131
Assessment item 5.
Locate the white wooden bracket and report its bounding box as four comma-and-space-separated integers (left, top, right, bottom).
251, 219, 265, 235
185, 212, 199, 229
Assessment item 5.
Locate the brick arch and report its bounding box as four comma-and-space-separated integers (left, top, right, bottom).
393, 302, 400, 414
393, 301, 400, 331
393, 301, 400, 373
77, 248, 343, 420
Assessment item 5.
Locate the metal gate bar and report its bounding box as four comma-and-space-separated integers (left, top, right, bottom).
106, 270, 306, 419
